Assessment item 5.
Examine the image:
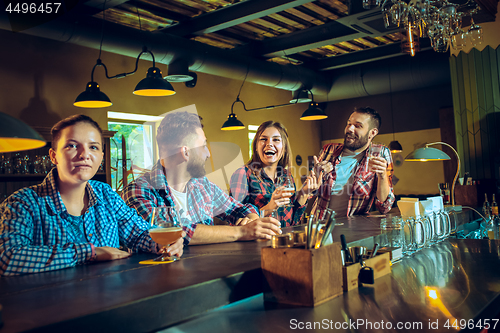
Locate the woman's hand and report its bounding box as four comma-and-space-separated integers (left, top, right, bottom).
260, 186, 292, 212
94, 246, 132, 261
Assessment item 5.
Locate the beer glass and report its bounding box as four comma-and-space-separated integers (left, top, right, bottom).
412, 217, 427, 251
380, 216, 403, 248
448, 210, 458, 236
418, 215, 433, 248
149, 207, 183, 262
432, 211, 447, 242
366, 143, 384, 173
277, 175, 295, 207
402, 217, 415, 257
439, 210, 451, 240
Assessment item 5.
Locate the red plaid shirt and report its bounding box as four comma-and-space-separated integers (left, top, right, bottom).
313, 143, 395, 217
230, 166, 306, 227
121, 161, 258, 244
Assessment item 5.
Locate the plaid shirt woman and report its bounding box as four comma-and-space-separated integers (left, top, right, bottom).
230, 121, 320, 227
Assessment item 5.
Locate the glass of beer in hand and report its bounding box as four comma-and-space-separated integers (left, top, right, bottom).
149, 207, 183, 262
278, 175, 295, 207
366, 143, 383, 173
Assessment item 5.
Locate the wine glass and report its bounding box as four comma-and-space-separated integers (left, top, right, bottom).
467, 17, 482, 47
149, 207, 183, 262
278, 175, 295, 207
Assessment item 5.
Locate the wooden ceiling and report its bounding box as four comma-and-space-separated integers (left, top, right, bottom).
87, 0, 405, 70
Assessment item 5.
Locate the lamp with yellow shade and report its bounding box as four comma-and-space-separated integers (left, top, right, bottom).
0, 112, 46, 153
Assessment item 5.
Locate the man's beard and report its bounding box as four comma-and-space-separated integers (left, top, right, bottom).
187, 151, 207, 178
343, 132, 370, 151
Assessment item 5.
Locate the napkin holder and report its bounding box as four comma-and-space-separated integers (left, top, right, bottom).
261, 243, 343, 307
397, 198, 423, 219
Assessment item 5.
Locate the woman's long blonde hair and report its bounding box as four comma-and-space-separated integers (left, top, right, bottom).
246, 121, 292, 177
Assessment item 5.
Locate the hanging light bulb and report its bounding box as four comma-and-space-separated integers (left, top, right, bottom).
401, 19, 420, 57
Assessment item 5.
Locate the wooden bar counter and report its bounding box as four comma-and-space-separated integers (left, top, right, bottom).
1, 215, 499, 332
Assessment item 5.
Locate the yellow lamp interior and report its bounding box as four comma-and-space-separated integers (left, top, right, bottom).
300, 115, 328, 120
0, 138, 47, 153
133, 89, 176, 96
221, 125, 245, 131
74, 100, 113, 108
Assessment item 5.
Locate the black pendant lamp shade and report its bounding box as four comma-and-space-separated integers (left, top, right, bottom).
222, 98, 245, 130
221, 113, 245, 131
74, 81, 112, 108
0, 112, 46, 152
389, 140, 403, 153
133, 67, 176, 96
300, 102, 327, 120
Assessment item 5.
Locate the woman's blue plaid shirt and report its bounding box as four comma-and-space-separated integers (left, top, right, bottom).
0, 169, 157, 276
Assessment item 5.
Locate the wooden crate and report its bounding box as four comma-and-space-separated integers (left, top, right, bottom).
261, 242, 343, 307
342, 251, 391, 291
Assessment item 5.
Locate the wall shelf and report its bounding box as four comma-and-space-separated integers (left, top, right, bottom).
0, 127, 115, 199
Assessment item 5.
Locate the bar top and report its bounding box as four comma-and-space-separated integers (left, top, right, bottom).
1, 215, 499, 332
163, 238, 500, 333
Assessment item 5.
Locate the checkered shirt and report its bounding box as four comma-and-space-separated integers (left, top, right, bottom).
121, 161, 258, 245
0, 169, 157, 276
230, 166, 306, 227
312, 143, 395, 217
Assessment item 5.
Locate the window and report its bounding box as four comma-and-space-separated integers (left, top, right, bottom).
248, 125, 259, 159
108, 122, 154, 192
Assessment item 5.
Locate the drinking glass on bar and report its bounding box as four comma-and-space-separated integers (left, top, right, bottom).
260, 208, 282, 230
149, 207, 183, 262
402, 217, 415, 257
260, 209, 277, 219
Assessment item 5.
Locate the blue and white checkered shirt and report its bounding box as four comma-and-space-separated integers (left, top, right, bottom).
0, 168, 157, 276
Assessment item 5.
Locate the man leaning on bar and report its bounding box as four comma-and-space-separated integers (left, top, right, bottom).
312, 107, 395, 217
121, 111, 281, 245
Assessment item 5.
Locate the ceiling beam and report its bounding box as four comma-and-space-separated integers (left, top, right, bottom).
84, 0, 129, 10
311, 39, 432, 71
232, 9, 398, 58
161, 0, 315, 37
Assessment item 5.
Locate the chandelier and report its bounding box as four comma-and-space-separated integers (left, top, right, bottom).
374, 0, 483, 54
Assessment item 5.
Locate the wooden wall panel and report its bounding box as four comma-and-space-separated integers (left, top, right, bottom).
450, 46, 500, 187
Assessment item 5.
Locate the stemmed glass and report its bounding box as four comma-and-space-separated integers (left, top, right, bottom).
277, 174, 295, 207
467, 17, 483, 47
149, 207, 183, 262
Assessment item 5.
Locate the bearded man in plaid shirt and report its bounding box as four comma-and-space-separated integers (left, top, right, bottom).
312, 107, 395, 218
122, 111, 281, 245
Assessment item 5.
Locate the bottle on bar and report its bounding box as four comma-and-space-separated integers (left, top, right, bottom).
483, 193, 491, 219
492, 194, 498, 217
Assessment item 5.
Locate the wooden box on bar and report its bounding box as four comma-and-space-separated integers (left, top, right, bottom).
261, 242, 343, 307
342, 251, 391, 291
